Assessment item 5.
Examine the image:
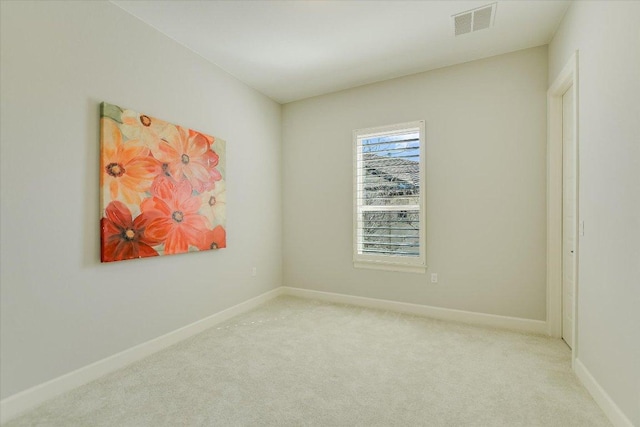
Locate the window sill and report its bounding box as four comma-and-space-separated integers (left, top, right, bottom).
353, 261, 426, 274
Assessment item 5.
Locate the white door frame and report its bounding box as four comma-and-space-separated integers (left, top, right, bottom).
547, 52, 579, 363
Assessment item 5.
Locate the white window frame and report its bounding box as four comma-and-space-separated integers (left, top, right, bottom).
353, 120, 426, 273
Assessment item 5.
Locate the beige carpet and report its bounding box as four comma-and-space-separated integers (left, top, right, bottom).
5, 296, 610, 426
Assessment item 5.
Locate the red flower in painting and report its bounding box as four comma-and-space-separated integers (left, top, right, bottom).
152, 126, 222, 193
197, 225, 226, 251
101, 201, 161, 262
142, 175, 209, 254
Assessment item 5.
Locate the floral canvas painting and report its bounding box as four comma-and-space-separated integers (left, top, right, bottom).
100, 102, 226, 262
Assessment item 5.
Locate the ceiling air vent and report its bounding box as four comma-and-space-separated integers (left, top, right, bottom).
453, 3, 496, 36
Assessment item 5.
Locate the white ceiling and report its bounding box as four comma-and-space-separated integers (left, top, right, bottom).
112, 1, 570, 104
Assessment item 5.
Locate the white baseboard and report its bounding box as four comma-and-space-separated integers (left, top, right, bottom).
574, 358, 635, 427
281, 287, 547, 334
0, 287, 283, 425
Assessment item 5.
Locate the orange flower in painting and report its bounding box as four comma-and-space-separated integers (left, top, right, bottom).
197, 225, 226, 251
101, 201, 161, 262
142, 175, 209, 255
101, 118, 160, 205
152, 127, 222, 193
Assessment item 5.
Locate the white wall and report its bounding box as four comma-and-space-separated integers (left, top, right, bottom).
549, 2, 640, 425
0, 1, 282, 399
282, 47, 548, 321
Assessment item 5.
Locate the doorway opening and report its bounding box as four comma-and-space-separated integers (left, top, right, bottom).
547, 52, 579, 360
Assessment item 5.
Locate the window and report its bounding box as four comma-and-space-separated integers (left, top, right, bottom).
353, 121, 426, 273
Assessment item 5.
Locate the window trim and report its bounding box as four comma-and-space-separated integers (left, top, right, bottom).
352, 120, 426, 273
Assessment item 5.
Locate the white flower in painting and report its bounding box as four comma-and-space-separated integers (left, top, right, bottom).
120, 109, 178, 149
199, 180, 226, 228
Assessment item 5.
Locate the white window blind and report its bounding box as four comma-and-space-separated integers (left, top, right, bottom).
353, 121, 426, 272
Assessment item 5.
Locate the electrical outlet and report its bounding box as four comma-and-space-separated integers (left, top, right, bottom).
251, 267, 257, 277
430, 273, 438, 284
